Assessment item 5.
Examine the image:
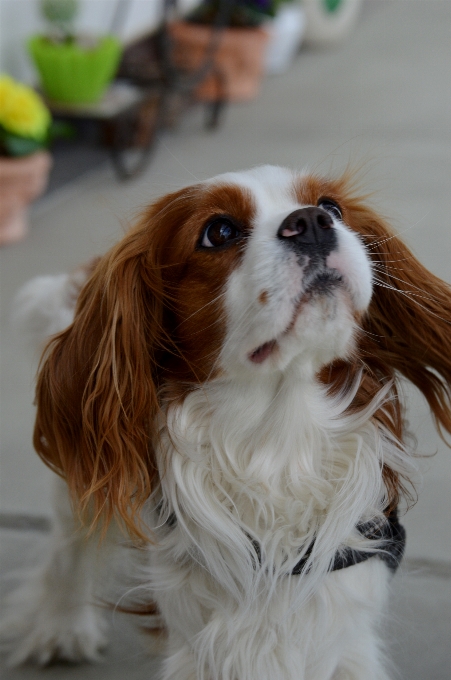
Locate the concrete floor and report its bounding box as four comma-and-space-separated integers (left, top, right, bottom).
1, 1, 450, 678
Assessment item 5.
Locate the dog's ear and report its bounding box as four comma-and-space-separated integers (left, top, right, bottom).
348, 202, 451, 440
33, 214, 167, 540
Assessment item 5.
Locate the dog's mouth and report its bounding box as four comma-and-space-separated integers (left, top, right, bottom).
249, 340, 278, 364
248, 269, 343, 365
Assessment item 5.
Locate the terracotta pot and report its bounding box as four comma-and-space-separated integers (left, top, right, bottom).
0, 151, 52, 246
169, 22, 269, 102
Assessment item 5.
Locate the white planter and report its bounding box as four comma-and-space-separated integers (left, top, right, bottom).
303, 0, 363, 46
264, 3, 306, 75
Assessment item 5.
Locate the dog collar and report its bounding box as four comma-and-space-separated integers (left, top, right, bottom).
160, 507, 405, 574
290, 508, 406, 575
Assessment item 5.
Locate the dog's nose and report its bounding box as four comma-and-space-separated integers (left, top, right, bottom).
277, 208, 337, 257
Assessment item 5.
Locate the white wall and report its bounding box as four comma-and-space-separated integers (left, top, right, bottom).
0, 0, 198, 83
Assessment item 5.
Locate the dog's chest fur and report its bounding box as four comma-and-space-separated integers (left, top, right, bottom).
149, 369, 395, 680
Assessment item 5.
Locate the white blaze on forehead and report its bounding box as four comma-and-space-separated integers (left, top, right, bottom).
206, 165, 300, 216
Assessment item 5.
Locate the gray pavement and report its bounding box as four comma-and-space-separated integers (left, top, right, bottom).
1, 1, 451, 678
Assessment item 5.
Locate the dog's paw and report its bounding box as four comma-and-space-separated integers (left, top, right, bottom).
0, 603, 108, 666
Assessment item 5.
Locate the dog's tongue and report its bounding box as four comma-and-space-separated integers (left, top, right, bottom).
249, 340, 277, 364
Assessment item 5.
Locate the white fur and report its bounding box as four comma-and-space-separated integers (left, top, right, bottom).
150, 373, 405, 680
2, 166, 412, 678
12, 270, 86, 348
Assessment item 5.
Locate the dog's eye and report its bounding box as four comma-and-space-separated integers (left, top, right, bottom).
317, 199, 342, 221
200, 218, 242, 248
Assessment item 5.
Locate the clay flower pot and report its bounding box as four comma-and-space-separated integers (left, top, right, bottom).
0, 151, 52, 246
169, 22, 269, 102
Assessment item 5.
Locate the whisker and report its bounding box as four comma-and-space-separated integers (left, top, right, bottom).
358, 327, 386, 340
372, 276, 435, 301
366, 213, 430, 250
371, 256, 415, 263
155, 136, 202, 183
174, 290, 228, 330
372, 271, 439, 300
372, 280, 451, 324
180, 314, 228, 341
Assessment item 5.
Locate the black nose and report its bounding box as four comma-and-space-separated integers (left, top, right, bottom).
277, 207, 337, 257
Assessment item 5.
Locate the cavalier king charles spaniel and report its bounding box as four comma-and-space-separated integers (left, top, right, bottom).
3, 165, 451, 680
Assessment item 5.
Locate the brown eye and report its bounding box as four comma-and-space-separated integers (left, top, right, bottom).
317, 199, 342, 221
200, 218, 242, 248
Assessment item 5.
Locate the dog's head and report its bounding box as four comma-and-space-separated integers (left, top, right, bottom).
34, 166, 451, 537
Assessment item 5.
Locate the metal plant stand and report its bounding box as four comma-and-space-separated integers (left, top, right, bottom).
45, 0, 233, 180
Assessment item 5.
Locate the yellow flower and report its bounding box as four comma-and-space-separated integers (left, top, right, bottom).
0, 74, 51, 140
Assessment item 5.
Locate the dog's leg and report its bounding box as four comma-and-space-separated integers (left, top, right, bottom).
1, 475, 109, 666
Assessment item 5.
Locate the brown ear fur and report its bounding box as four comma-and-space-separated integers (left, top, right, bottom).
33, 215, 167, 540
362, 217, 451, 504
320, 176, 451, 509
354, 204, 451, 440
320, 175, 451, 440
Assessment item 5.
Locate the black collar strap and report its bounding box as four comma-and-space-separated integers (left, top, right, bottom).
160, 507, 405, 575
290, 508, 405, 575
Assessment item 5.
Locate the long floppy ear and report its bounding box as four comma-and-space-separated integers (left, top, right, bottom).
349, 201, 451, 439
33, 216, 167, 539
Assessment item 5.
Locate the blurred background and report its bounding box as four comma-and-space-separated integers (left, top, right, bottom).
0, 1, 450, 679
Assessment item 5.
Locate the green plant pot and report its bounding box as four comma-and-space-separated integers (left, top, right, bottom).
28, 35, 122, 104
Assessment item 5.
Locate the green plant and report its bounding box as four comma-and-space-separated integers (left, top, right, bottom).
40, 0, 79, 42
28, 35, 122, 103
29, 0, 122, 104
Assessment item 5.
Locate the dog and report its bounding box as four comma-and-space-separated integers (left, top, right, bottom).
3, 165, 451, 679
